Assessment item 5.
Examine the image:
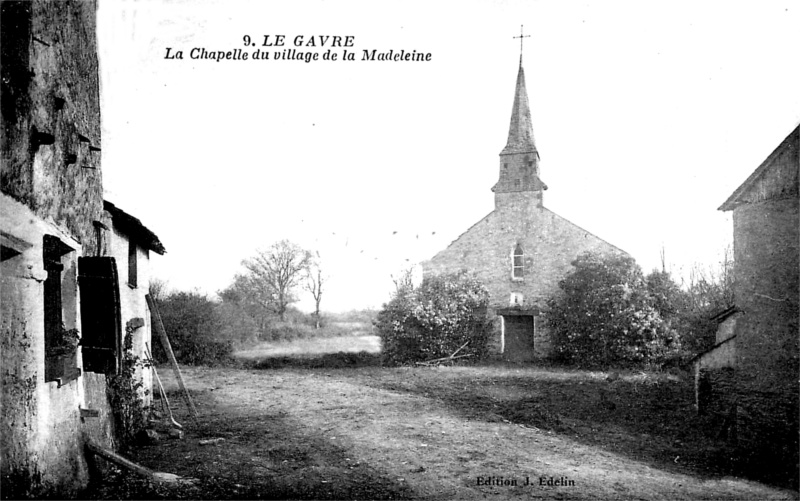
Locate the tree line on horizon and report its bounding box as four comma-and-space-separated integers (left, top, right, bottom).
152, 237, 733, 369
150, 239, 375, 365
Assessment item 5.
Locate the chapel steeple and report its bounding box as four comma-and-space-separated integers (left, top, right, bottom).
493, 56, 547, 207
501, 63, 538, 157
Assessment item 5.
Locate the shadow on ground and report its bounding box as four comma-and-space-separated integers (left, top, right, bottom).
83, 389, 412, 500
340, 364, 798, 491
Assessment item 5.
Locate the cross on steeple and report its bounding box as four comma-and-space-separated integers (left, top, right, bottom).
512, 25, 530, 64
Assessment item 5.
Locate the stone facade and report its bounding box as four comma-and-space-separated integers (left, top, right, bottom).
0, 2, 164, 496
423, 63, 625, 361
718, 123, 799, 480
1, 0, 103, 238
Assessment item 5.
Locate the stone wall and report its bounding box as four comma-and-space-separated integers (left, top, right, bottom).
424, 197, 623, 358
0, 1, 113, 496
1, 0, 103, 252
696, 367, 737, 431
714, 314, 739, 344
732, 195, 799, 475
694, 336, 735, 416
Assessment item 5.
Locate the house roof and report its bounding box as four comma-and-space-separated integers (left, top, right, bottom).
501, 63, 539, 156
719, 123, 800, 211
103, 200, 166, 255
710, 305, 741, 324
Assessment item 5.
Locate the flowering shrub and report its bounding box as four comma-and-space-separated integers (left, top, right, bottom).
546, 252, 680, 368
376, 271, 493, 365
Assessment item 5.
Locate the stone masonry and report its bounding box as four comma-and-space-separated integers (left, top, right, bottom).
719, 123, 799, 482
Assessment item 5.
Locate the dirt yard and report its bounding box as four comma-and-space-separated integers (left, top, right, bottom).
85, 357, 798, 500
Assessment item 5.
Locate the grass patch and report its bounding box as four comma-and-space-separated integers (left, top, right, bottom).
233, 335, 381, 360
260, 320, 375, 343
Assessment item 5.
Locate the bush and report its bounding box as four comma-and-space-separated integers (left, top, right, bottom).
107, 330, 149, 449
546, 252, 680, 368
375, 271, 493, 366
153, 291, 232, 366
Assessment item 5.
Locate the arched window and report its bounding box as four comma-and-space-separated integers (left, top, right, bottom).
512, 244, 524, 279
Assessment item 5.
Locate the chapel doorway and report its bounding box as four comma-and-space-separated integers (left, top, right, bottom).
503, 314, 535, 362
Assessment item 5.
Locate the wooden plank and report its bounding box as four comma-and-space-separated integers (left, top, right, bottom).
86, 440, 191, 485
86, 440, 155, 478
78, 257, 121, 374
146, 294, 198, 420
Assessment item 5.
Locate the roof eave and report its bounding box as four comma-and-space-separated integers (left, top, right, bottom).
719, 123, 800, 212
103, 200, 167, 255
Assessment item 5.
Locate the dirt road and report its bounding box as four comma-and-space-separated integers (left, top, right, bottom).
117, 364, 796, 500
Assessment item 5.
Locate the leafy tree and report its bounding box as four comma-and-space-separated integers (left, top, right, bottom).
376, 271, 492, 366
546, 252, 680, 368
242, 240, 311, 322
219, 274, 273, 337
646, 269, 685, 319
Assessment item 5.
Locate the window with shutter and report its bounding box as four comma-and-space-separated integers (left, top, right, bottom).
43, 235, 80, 386
78, 256, 121, 374
128, 240, 137, 288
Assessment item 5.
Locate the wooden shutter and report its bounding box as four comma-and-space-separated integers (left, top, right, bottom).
78, 257, 121, 374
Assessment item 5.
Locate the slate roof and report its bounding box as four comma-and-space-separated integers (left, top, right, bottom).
501, 63, 539, 156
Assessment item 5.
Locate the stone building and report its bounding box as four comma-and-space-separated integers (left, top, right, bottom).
1, 1, 164, 495
422, 61, 626, 361
717, 123, 799, 479
692, 306, 740, 418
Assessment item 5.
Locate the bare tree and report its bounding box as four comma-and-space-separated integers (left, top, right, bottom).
304, 251, 326, 329
148, 278, 169, 303
243, 240, 311, 322
391, 266, 415, 297
685, 244, 735, 311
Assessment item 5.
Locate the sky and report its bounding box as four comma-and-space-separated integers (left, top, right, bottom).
96, 0, 800, 312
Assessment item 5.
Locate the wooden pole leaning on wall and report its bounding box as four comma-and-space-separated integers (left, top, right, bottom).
146, 294, 199, 421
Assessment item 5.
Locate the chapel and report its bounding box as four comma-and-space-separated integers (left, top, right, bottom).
422, 58, 626, 361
